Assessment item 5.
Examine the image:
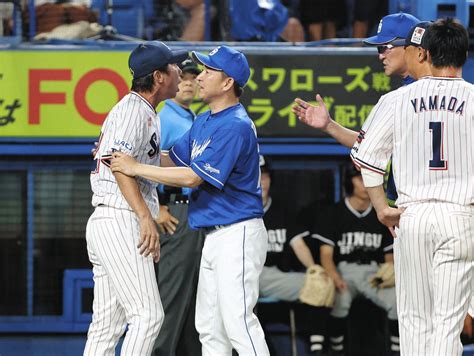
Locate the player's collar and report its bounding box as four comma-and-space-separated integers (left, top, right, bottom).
130, 91, 156, 113
344, 197, 372, 218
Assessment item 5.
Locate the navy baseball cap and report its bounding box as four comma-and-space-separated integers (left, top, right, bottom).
129, 41, 188, 79
364, 12, 421, 45
405, 21, 432, 48
191, 46, 250, 87
179, 58, 201, 75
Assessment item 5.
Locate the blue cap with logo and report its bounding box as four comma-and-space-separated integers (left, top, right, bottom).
191, 46, 250, 87
364, 12, 421, 45
129, 41, 188, 79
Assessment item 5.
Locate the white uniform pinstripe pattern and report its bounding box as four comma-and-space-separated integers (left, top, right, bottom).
352, 77, 474, 356
91, 92, 161, 218
84, 207, 163, 356
351, 77, 473, 206
85, 92, 163, 356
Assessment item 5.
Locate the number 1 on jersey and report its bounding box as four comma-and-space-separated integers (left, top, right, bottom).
429, 121, 447, 170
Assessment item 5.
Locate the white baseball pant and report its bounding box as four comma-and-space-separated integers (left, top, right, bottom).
395, 202, 473, 356
84, 206, 164, 356
195, 218, 269, 356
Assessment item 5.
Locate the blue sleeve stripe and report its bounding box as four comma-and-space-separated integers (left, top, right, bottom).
350, 154, 386, 175
191, 162, 224, 188
170, 147, 189, 167
383, 244, 394, 252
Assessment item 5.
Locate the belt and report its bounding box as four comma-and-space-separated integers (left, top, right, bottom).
347, 259, 374, 265
167, 193, 189, 204
201, 223, 232, 235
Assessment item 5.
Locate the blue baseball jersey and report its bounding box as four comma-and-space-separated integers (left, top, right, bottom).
159, 99, 195, 150
169, 103, 264, 229
158, 99, 195, 196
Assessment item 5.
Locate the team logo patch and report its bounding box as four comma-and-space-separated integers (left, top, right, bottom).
209, 47, 220, 56
411, 27, 425, 45
377, 19, 383, 34
114, 139, 133, 151
191, 138, 211, 160
203, 163, 220, 174
356, 129, 366, 144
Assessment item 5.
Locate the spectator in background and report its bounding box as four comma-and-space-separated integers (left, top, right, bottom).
280, 0, 305, 42
299, 0, 343, 41
259, 156, 330, 355
229, 0, 288, 41
351, 0, 387, 38
0, 2, 14, 36
175, 0, 205, 41
314, 165, 399, 355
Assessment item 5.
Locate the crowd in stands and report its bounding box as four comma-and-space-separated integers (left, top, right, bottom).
0, 0, 389, 41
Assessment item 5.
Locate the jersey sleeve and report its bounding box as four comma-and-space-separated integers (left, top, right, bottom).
381, 226, 394, 254
169, 128, 192, 167
310, 206, 336, 247
350, 94, 395, 175
106, 107, 147, 157
190, 129, 246, 190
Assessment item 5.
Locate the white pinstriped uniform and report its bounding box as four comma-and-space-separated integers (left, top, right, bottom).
84, 92, 164, 356
351, 77, 474, 356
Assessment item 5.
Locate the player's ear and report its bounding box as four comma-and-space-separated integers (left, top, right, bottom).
418, 48, 428, 63
221, 76, 235, 92
153, 70, 165, 84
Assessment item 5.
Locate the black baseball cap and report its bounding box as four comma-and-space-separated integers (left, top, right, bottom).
179, 59, 201, 75
405, 21, 432, 48
129, 41, 188, 79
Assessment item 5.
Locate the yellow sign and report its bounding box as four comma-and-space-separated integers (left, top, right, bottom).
0, 51, 132, 137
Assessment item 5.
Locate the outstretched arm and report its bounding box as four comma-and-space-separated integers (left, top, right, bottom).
292, 94, 358, 148
111, 152, 203, 188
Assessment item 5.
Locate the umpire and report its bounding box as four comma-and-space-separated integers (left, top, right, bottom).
152, 59, 205, 356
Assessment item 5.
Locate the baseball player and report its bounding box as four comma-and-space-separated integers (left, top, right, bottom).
258, 156, 331, 355
292, 12, 420, 205
351, 19, 473, 355
313, 165, 398, 355
152, 59, 204, 356
85, 41, 187, 356
292, 12, 420, 150
110, 46, 270, 356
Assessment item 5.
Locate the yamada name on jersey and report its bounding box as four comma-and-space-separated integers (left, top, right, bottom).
410, 95, 465, 115
338, 232, 382, 255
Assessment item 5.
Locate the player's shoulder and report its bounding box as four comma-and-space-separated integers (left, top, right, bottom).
112, 92, 154, 121
224, 104, 255, 133
382, 83, 411, 101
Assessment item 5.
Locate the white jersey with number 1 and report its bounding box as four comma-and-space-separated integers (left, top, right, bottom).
352, 77, 473, 206
351, 77, 474, 356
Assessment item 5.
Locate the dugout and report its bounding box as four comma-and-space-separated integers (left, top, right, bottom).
0, 43, 473, 355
